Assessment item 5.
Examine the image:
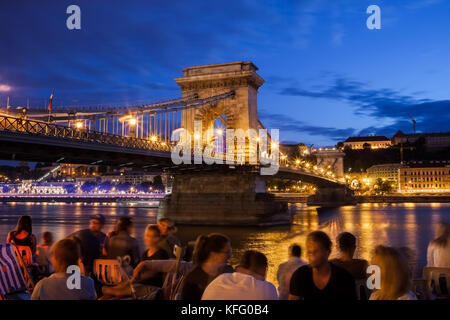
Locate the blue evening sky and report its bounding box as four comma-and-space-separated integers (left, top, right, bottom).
1, 0, 450, 148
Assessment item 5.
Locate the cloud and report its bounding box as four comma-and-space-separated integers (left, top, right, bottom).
259, 110, 356, 143
278, 75, 450, 137
0, 85, 11, 92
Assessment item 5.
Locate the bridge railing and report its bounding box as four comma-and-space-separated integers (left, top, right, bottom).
0, 115, 172, 152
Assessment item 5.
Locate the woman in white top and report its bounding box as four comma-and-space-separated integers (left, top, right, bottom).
427, 222, 450, 268
369, 245, 417, 300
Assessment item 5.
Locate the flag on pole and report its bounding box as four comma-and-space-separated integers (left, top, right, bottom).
47, 90, 54, 111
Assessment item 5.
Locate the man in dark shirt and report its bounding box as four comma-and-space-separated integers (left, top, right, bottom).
330, 232, 369, 280
69, 214, 106, 276
289, 231, 356, 300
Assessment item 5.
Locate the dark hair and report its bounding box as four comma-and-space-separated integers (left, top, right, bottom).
337, 232, 356, 252
115, 217, 133, 233
307, 231, 332, 252
240, 250, 268, 270
158, 218, 174, 225
193, 233, 230, 265
42, 231, 53, 244
145, 224, 161, 237
15, 215, 32, 234
51, 238, 81, 270
289, 244, 302, 257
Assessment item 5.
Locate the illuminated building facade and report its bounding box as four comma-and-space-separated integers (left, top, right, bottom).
367, 163, 402, 187
343, 136, 391, 149
399, 161, 450, 193
101, 171, 158, 184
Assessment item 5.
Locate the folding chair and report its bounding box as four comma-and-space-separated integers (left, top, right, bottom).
423, 267, 450, 300
93, 259, 126, 286
0, 244, 31, 300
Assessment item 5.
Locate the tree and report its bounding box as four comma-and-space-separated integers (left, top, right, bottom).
374, 178, 393, 194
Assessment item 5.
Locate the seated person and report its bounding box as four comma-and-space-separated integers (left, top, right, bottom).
330, 232, 369, 280
181, 233, 234, 300
369, 245, 417, 300
31, 239, 96, 300
101, 225, 170, 299
104, 217, 140, 270
202, 250, 278, 300
7, 215, 37, 255
36, 231, 54, 277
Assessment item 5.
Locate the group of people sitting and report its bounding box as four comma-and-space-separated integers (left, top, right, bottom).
5, 214, 450, 300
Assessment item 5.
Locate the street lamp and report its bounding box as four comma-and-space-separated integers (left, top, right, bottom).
75, 121, 83, 129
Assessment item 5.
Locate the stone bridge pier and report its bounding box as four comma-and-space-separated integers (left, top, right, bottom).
158, 171, 290, 226
307, 186, 356, 207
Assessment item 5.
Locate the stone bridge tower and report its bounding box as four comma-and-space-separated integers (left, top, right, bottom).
174, 61, 264, 137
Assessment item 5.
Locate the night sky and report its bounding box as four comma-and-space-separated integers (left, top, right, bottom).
1, 0, 450, 149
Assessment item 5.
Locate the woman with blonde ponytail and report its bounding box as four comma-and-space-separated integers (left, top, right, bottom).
369, 245, 417, 300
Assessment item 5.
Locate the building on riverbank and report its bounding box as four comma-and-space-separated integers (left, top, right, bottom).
367, 163, 403, 187
398, 161, 450, 193
100, 170, 158, 184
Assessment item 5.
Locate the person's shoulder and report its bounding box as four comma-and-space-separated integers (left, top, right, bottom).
73, 229, 88, 237
186, 265, 204, 278
256, 279, 278, 299
329, 258, 341, 265
354, 258, 369, 267
258, 278, 276, 290
291, 264, 310, 278
34, 274, 56, 288
277, 260, 288, 270
295, 264, 310, 273
81, 275, 95, 286
331, 262, 354, 280
209, 272, 230, 284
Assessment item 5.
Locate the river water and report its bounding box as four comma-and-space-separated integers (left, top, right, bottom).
1, 202, 449, 284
